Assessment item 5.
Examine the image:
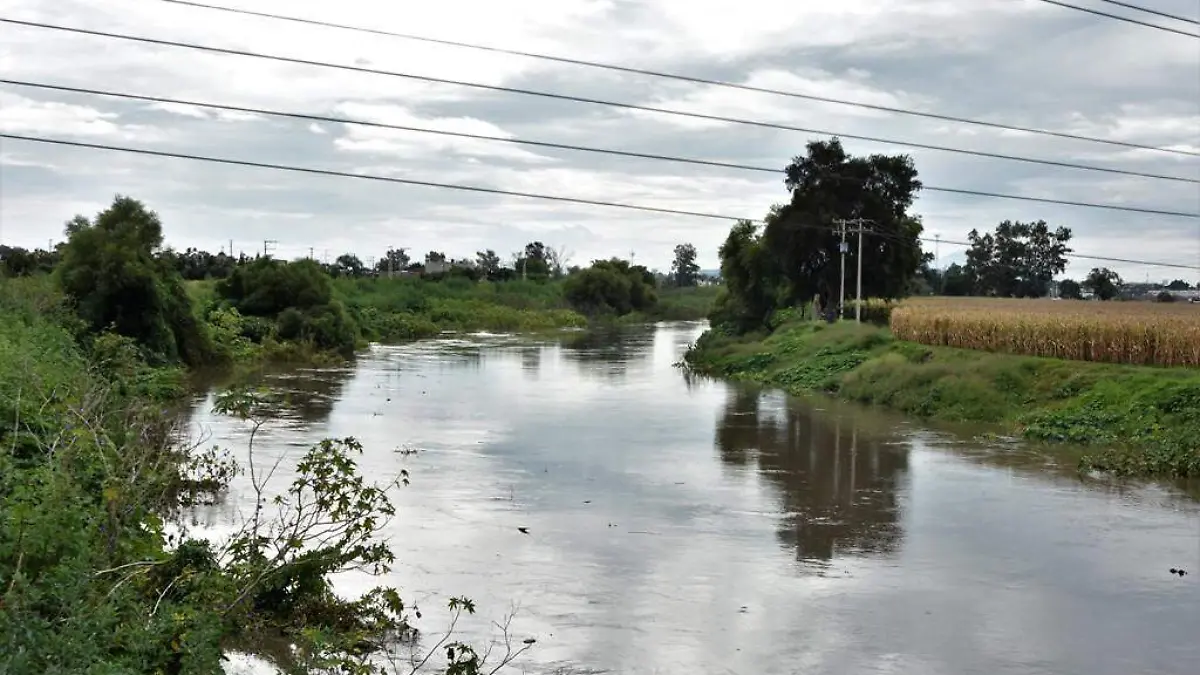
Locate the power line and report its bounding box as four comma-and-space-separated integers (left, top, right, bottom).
1035, 0, 1200, 37
4, 18, 1197, 186
157, 0, 1199, 159
2, 132, 1196, 272
1094, 0, 1200, 25
4, 78, 1196, 218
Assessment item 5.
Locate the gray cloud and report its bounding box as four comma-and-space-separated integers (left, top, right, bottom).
1, 0, 1197, 280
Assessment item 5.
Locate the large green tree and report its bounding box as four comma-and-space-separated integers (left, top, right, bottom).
711, 138, 925, 331
55, 195, 212, 365
765, 138, 925, 310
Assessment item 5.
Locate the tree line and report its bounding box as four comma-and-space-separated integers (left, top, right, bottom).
0, 195, 721, 367
921, 222, 1192, 301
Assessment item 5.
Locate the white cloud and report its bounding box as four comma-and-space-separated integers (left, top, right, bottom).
149, 102, 209, 119
331, 103, 553, 163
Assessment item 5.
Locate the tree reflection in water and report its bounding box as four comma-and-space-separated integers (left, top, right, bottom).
715, 386, 911, 565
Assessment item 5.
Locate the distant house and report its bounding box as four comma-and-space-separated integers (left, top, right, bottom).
423, 259, 452, 276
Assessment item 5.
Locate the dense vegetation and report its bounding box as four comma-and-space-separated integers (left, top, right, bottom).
3, 197, 717, 366
0, 275, 546, 672
686, 318, 1200, 479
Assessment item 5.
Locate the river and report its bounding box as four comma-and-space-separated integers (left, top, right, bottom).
181, 321, 1200, 675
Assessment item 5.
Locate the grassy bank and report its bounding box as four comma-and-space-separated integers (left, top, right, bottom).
685, 319, 1200, 479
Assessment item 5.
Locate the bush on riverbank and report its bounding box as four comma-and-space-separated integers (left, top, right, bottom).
685, 320, 1200, 479
333, 275, 587, 341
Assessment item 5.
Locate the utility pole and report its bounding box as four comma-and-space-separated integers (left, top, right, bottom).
833, 218, 873, 323
263, 239, 278, 259
309, 247, 314, 260
836, 221, 848, 319
934, 233, 942, 295
229, 239, 234, 258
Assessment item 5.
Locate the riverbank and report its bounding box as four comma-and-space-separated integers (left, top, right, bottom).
684, 320, 1200, 479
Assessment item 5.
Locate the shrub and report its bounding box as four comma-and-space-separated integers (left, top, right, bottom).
55, 196, 214, 366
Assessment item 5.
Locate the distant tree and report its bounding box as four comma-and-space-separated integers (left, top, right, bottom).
0, 245, 34, 277
1156, 290, 1177, 303
425, 251, 446, 264
941, 263, 972, 296
56, 195, 213, 365
1083, 267, 1122, 301
670, 243, 700, 287
524, 241, 547, 264
333, 253, 366, 278
1166, 279, 1191, 291
563, 257, 658, 316
375, 248, 410, 276
1058, 278, 1084, 300
475, 249, 503, 280
545, 244, 571, 279
0, 245, 61, 277
513, 241, 551, 281
964, 220, 1072, 297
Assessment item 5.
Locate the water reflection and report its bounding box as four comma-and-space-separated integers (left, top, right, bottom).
716, 386, 909, 564
557, 324, 656, 380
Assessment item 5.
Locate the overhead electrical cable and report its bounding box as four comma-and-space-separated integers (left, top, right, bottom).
3, 78, 1196, 218
1035, 0, 1200, 37
3, 17, 1197, 186
3, 132, 1197, 271
155, 0, 1199, 158
1094, 0, 1200, 25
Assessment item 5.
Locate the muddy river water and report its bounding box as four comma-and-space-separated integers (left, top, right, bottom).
184, 322, 1199, 675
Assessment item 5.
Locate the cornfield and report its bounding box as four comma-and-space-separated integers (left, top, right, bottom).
890, 297, 1200, 368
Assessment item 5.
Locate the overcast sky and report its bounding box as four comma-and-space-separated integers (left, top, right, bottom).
1, 0, 1197, 280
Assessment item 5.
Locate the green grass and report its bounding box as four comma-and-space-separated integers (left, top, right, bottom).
685, 319, 1200, 479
